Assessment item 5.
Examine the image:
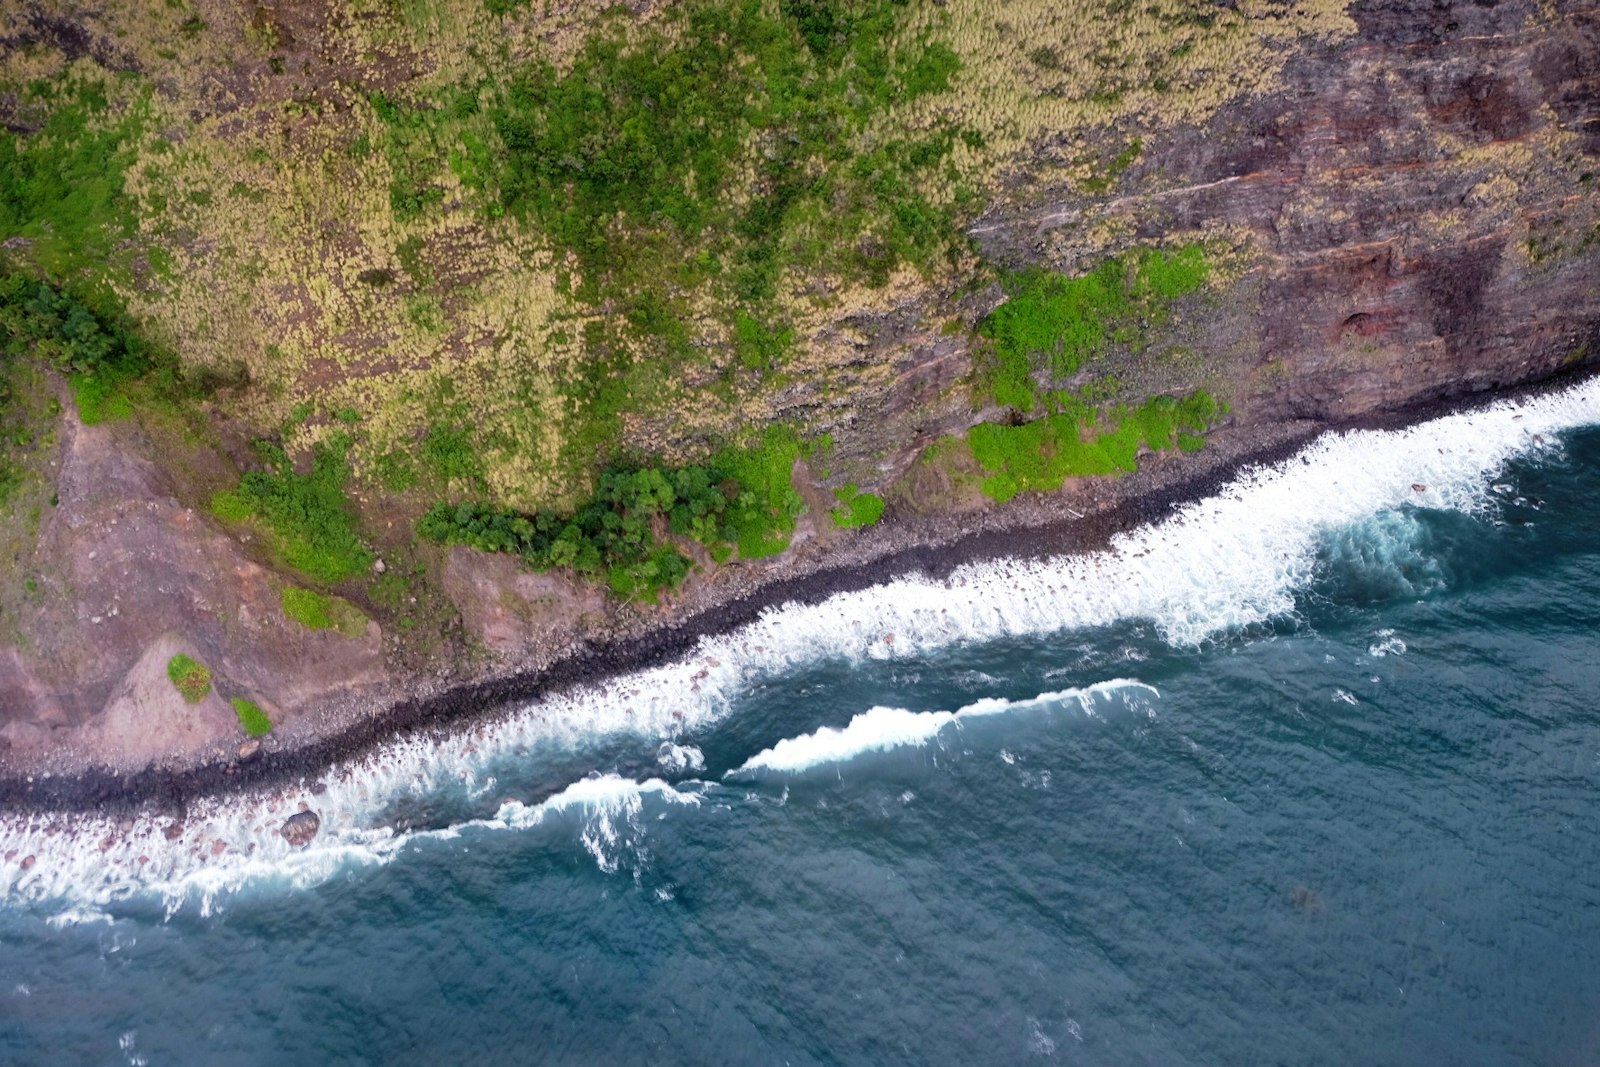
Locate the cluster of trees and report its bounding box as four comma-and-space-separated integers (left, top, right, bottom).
419, 464, 748, 598
0, 267, 145, 379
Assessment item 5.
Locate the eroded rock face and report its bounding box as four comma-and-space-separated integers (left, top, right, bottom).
974, 0, 1600, 423
280, 810, 321, 849
0, 407, 390, 774
441, 546, 607, 661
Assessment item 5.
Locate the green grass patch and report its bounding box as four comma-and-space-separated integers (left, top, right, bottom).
230, 697, 272, 738
977, 246, 1212, 411
422, 421, 485, 489
166, 653, 213, 704
968, 390, 1222, 503
280, 586, 368, 637
709, 426, 806, 559
210, 434, 373, 583
831, 482, 885, 529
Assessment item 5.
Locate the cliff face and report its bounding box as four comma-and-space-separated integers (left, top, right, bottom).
0, 0, 1596, 780
969, 0, 1600, 426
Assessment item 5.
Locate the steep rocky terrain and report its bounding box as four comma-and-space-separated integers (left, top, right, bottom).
0, 0, 1594, 787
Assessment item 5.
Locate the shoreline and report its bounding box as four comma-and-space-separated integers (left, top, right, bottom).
2, 366, 1594, 815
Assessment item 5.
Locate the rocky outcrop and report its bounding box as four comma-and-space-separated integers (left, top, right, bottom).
0, 403, 390, 774
280, 809, 320, 848
972, 0, 1600, 423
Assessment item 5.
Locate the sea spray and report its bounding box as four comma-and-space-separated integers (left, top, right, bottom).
4, 376, 1599, 918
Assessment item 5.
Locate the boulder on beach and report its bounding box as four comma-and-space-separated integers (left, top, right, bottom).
281, 810, 321, 849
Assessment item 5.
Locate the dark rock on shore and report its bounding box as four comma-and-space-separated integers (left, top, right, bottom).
281, 811, 320, 849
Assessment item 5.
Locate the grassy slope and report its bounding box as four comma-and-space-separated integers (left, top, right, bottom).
0, 0, 1359, 600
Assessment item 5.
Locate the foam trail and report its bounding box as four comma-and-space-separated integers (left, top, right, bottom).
4, 377, 1599, 917
733, 679, 1156, 775
2, 774, 700, 919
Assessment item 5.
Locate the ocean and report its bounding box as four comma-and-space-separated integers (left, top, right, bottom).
3, 379, 1599, 1066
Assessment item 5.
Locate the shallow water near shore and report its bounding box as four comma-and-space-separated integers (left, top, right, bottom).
4, 385, 1600, 1065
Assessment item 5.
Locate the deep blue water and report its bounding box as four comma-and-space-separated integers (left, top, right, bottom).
3, 425, 1599, 1066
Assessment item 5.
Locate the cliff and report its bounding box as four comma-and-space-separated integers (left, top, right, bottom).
0, 0, 1594, 789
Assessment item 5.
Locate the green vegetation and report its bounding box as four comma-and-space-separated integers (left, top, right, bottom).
968, 390, 1221, 503
709, 427, 806, 559
420, 428, 806, 597
492, 0, 965, 302
0, 361, 58, 508
166, 653, 213, 704
421, 422, 485, 490
280, 586, 368, 637
977, 246, 1211, 410
0, 76, 146, 276
0, 264, 157, 424
832, 482, 886, 529
210, 435, 373, 583
230, 697, 273, 738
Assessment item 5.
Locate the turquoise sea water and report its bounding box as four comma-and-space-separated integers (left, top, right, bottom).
3, 400, 1599, 1066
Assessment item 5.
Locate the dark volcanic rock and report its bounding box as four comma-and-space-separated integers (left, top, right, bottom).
280, 811, 320, 849
975, 0, 1600, 424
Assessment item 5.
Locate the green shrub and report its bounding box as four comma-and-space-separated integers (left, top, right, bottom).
230, 697, 272, 737
210, 435, 372, 582
418, 427, 809, 595
166, 654, 213, 704
831, 483, 886, 528
0, 266, 154, 422
419, 463, 727, 597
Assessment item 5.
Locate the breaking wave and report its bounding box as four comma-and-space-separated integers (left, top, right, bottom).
730, 680, 1155, 776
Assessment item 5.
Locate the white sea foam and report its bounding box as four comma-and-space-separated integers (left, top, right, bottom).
657, 742, 707, 773
4, 376, 1599, 917
1368, 630, 1407, 657
732, 680, 1155, 775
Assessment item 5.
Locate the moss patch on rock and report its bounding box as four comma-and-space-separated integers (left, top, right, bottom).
166, 653, 212, 704
230, 697, 272, 738
280, 587, 369, 638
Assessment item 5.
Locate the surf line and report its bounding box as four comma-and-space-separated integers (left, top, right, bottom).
4, 375, 1599, 917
